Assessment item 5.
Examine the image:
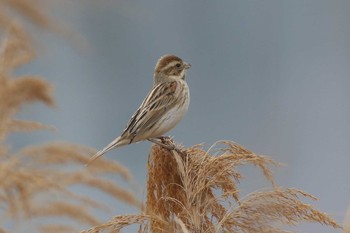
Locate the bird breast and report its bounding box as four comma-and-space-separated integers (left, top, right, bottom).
153, 81, 190, 136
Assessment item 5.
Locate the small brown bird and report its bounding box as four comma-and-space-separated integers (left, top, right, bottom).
88, 55, 191, 164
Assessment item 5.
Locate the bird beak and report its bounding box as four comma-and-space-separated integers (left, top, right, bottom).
184, 63, 191, 69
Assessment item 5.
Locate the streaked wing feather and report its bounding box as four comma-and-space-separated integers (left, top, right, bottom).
121, 81, 178, 138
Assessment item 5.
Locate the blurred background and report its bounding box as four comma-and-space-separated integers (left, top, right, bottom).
11, 0, 350, 232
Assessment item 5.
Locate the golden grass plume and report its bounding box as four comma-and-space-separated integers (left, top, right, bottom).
85, 141, 341, 233
0, 1, 139, 232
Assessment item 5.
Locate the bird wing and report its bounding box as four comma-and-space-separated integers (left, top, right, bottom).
121, 81, 179, 140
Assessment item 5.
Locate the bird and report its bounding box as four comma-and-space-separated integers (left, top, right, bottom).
87, 54, 191, 164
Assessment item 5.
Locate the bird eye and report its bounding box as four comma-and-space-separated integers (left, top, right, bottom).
175, 63, 181, 68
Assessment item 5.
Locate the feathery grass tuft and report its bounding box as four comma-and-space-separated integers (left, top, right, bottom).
0, 1, 139, 232
85, 141, 341, 233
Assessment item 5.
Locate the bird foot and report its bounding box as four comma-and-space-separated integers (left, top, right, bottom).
155, 136, 172, 144
148, 137, 181, 153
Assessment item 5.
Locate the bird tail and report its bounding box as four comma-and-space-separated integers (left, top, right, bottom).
86, 136, 129, 166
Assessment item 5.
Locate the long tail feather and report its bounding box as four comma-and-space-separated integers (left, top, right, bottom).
86, 136, 128, 166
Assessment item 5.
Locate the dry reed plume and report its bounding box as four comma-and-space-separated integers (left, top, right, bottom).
85, 141, 341, 233
0, 1, 139, 233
